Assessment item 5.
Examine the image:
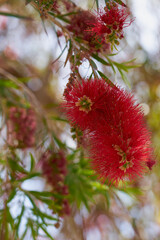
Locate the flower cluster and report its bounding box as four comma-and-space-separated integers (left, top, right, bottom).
63, 77, 111, 131
63, 78, 154, 185
67, 10, 110, 53
89, 1, 133, 48
67, 2, 133, 53
40, 150, 70, 215
7, 107, 36, 149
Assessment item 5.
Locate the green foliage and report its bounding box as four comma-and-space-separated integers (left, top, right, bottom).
0, 0, 159, 239
0, 151, 58, 239
0, 11, 32, 20
95, 0, 99, 10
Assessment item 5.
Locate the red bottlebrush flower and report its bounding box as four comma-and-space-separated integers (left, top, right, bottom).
89, 1, 133, 47
7, 107, 36, 149
40, 150, 70, 215
67, 10, 110, 53
63, 78, 153, 185
67, 11, 96, 38
87, 88, 153, 185
63, 78, 116, 131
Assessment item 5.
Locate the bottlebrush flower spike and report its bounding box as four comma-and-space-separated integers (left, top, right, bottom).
40, 150, 70, 215
89, 1, 133, 47
87, 87, 153, 185
63, 78, 116, 131
63, 78, 153, 185
7, 107, 36, 149
67, 10, 110, 53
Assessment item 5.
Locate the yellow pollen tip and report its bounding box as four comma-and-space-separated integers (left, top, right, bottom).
113, 145, 134, 172
75, 95, 93, 113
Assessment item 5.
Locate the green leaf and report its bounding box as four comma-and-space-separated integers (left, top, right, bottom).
114, 0, 127, 7
28, 190, 53, 198
91, 181, 109, 191
104, 57, 138, 87
97, 71, 115, 87
16, 205, 25, 234
39, 224, 55, 240
20, 225, 28, 240
0, 12, 32, 20
7, 188, 17, 203
80, 191, 90, 211
66, 165, 94, 211
92, 53, 110, 66
118, 68, 131, 88
28, 220, 37, 240
107, 52, 120, 57
29, 153, 35, 172
106, 57, 116, 73
88, 72, 93, 80
90, 59, 98, 70
41, 17, 48, 35
0, 79, 18, 89
8, 158, 28, 174
25, 191, 58, 224
31, 209, 58, 221
52, 133, 67, 149
105, 191, 110, 209
95, 0, 99, 10
25, 192, 46, 224
64, 40, 72, 67
52, 42, 68, 65
50, 116, 68, 123
119, 187, 142, 196
48, 12, 70, 23
7, 207, 14, 228
16, 172, 41, 182
57, 12, 78, 17
80, 169, 94, 176
17, 77, 31, 83
112, 60, 140, 71
67, 149, 80, 161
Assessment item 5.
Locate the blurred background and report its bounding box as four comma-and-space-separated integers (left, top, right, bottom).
0, 0, 160, 239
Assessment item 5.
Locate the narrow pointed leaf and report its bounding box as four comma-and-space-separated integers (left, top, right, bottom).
0, 12, 32, 20
95, 0, 99, 10
92, 53, 110, 66
97, 71, 115, 87
114, 0, 127, 7
39, 225, 55, 240
29, 153, 35, 172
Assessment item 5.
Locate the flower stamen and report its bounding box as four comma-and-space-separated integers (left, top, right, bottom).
114, 145, 134, 172
75, 95, 93, 113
